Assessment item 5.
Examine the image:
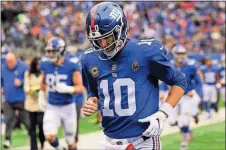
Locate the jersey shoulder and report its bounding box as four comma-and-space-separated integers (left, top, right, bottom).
39, 57, 51, 71
186, 63, 197, 72
18, 59, 29, 70
200, 65, 207, 71
64, 57, 80, 70
137, 39, 167, 58
187, 59, 196, 65
81, 48, 97, 65
68, 57, 80, 64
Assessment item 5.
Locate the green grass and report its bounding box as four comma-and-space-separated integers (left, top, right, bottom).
218, 96, 225, 108
161, 121, 225, 150
1, 113, 102, 148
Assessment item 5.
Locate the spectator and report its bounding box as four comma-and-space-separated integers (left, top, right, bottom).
24, 57, 45, 150
1, 2, 224, 55
1, 53, 30, 149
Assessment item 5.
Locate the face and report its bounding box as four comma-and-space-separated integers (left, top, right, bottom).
47, 50, 57, 58
46, 50, 59, 63
175, 52, 187, 63
206, 59, 212, 66
96, 34, 115, 53
6, 58, 17, 69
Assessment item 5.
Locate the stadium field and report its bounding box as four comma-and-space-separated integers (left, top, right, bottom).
161, 121, 225, 150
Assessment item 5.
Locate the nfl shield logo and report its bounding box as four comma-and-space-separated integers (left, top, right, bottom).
112, 64, 117, 71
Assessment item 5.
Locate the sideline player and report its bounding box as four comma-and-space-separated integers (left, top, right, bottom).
171, 45, 202, 150
81, 2, 187, 149
200, 57, 220, 118
39, 37, 84, 150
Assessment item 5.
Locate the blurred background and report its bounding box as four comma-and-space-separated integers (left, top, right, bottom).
1, 1, 225, 57
1, 1, 225, 150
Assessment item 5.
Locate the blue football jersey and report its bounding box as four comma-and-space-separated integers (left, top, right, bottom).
200, 65, 220, 85
177, 63, 202, 94
39, 58, 79, 105
81, 39, 187, 139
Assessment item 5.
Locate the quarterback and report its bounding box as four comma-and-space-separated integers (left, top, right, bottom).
82, 2, 187, 150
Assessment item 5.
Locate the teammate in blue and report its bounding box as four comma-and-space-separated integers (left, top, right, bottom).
39, 37, 84, 150
81, 2, 187, 149
200, 57, 220, 117
172, 45, 202, 149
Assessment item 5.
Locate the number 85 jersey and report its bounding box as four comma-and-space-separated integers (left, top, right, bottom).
81, 39, 187, 139
40, 58, 79, 105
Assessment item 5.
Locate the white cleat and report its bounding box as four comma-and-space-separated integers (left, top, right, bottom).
4, 140, 11, 149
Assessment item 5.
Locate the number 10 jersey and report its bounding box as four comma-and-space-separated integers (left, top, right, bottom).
81, 39, 187, 139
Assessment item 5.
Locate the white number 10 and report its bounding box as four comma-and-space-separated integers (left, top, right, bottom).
100, 78, 136, 117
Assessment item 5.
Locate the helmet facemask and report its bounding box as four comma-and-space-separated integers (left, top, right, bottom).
88, 25, 124, 60
174, 52, 187, 63
44, 37, 66, 63
45, 47, 65, 63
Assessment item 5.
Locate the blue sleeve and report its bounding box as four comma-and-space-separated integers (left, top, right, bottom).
69, 57, 81, 72
39, 61, 44, 71
17, 63, 29, 86
147, 41, 187, 91
72, 63, 80, 72
39, 60, 45, 72
81, 56, 98, 98
193, 67, 203, 98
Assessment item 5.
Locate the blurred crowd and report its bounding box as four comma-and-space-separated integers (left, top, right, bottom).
1, 1, 225, 57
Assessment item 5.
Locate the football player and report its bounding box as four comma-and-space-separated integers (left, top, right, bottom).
38, 37, 84, 150
81, 2, 187, 149
172, 45, 202, 150
200, 57, 220, 117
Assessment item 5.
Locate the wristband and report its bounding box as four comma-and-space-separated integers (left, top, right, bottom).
159, 102, 173, 118
65, 85, 75, 94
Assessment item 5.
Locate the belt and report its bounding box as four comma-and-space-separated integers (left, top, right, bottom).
106, 135, 150, 146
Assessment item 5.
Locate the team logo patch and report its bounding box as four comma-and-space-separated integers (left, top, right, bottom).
132, 61, 139, 71
112, 64, 117, 71
91, 66, 99, 78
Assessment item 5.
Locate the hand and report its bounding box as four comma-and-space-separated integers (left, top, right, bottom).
1, 89, 4, 94
220, 79, 225, 85
216, 83, 222, 89
14, 78, 21, 87
83, 97, 98, 116
56, 83, 75, 94
138, 111, 167, 137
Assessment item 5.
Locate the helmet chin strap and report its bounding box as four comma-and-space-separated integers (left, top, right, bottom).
100, 39, 123, 60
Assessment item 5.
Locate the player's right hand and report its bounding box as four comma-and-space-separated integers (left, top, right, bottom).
83, 97, 98, 116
